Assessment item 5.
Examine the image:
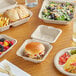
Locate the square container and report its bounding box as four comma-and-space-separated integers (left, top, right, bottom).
0, 0, 33, 32
16, 39, 53, 63
38, 0, 76, 25
0, 34, 17, 57
16, 25, 62, 63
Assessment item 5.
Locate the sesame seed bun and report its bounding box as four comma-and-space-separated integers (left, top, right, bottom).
25, 42, 45, 55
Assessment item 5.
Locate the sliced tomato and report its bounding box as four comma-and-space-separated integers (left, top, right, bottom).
39, 51, 43, 55
59, 57, 66, 63
59, 60, 64, 65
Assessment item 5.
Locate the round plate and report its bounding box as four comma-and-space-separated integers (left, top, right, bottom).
54, 47, 76, 76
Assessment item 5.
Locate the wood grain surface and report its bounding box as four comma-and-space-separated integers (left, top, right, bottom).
0, 0, 76, 76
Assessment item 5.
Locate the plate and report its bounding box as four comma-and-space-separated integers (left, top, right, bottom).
54, 47, 76, 76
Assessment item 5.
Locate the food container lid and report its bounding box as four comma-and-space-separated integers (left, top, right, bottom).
0, 0, 17, 12
31, 25, 62, 43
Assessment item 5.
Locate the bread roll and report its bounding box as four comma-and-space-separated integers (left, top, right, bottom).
24, 42, 45, 58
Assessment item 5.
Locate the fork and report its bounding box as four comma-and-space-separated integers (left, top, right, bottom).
3, 63, 16, 76
0, 67, 8, 74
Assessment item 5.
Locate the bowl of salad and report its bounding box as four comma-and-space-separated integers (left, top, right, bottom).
38, 0, 76, 24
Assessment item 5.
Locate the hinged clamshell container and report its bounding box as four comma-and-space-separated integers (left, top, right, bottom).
16, 25, 62, 63
0, 0, 33, 32
38, 0, 76, 25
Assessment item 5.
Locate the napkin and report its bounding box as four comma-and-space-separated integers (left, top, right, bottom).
0, 59, 31, 76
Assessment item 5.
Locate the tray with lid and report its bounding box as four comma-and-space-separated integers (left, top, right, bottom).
0, 0, 33, 32
38, 0, 76, 25
16, 25, 62, 63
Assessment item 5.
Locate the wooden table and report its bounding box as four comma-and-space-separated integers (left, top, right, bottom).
0, 0, 75, 76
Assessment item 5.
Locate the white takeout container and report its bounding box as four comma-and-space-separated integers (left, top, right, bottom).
16, 25, 62, 63
0, 0, 33, 32
0, 34, 17, 57
54, 47, 76, 76
16, 39, 53, 63
38, 0, 76, 25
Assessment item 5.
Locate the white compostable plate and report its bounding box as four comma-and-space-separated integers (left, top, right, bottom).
54, 47, 76, 76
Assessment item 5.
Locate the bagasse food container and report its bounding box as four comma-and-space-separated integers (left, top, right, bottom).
0, 0, 33, 32
54, 47, 76, 76
38, 0, 76, 25
0, 34, 17, 57
16, 25, 62, 63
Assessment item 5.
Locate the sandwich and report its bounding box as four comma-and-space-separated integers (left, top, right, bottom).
4, 5, 30, 22
24, 42, 45, 59
16, 5, 30, 19
4, 8, 19, 22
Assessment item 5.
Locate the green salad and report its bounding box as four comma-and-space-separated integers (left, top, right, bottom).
42, 2, 74, 21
